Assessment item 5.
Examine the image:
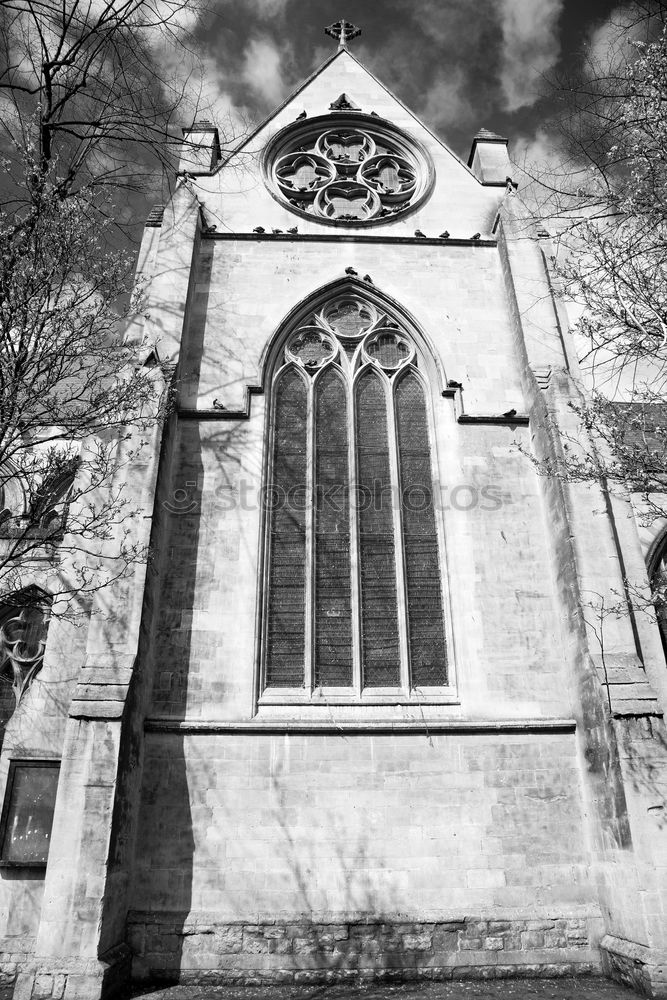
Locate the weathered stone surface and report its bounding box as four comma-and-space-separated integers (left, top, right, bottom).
126, 915, 599, 984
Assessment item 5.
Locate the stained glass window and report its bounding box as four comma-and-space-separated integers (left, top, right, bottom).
263, 294, 449, 697
265, 370, 308, 687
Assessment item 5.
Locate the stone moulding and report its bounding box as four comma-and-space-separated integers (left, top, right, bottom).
203, 232, 498, 246
143, 717, 578, 734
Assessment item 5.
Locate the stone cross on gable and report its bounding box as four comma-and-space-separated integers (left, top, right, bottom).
324, 19, 362, 48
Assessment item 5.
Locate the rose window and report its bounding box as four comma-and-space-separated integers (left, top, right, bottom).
265, 113, 433, 226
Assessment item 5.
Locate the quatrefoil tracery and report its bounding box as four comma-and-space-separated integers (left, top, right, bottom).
268, 116, 431, 225
285, 298, 415, 374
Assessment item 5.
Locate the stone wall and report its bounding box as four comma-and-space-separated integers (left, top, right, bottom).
127, 914, 600, 984
128, 728, 601, 981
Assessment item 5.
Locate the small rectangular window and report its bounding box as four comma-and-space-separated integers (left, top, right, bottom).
0, 760, 59, 867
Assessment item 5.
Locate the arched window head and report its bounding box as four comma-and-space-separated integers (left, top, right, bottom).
264, 113, 433, 227
0, 458, 77, 540
26, 461, 77, 535
0, 588, 52, 708
261, 292, 452, 702
649, 536, 667, 657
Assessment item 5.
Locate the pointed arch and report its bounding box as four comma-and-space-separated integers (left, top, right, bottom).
260, 275, 448, 393
394, 368, 449, 687
314, 366, 353, 687
0, 586, 52, 715
259, 279, 455, 702
647, 528, 667, 658
355, 366, 401, 688
264, 366, 309, 688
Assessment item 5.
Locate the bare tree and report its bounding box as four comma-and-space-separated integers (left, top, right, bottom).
0, 0, 217, 211
505, 3, 667, 636
0, 1, 237, 627
518, 4, 667, 512
0, 171, 167, 613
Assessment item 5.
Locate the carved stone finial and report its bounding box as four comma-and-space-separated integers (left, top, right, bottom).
325, 19, 361, 49
329, 93, 361, 112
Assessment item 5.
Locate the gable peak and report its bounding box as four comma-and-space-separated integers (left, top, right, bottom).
329, 92, 362, 112
324, 18, 362, 50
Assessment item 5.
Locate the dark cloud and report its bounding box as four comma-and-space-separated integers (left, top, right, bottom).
192, 0, 640, 159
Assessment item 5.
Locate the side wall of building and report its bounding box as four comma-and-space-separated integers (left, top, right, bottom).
124, 231, 606, 983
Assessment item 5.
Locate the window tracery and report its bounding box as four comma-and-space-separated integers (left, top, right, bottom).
265, 115, 432, 226
0, 460, 76, 540
0, 590, 51, 707
649, 537, 667, 656
262, 293, 450, 701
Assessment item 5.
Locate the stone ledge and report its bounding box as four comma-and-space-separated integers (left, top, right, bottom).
593, 657, 662, 717
202, 233, 498, 247
143, 717, 578, 735
69, 700, 125, 720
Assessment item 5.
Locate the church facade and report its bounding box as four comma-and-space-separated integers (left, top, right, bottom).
1, 30, 667, 999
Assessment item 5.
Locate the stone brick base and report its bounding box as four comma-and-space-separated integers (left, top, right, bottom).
0, 949, 31, 991
5, 944, 131, 1000
601, 934, 667, 998
127, 914, 602, 985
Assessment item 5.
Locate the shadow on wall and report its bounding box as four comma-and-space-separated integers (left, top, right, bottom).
124, 401, 273, 978
113, 413, 207, 980
127, 740, 599, 985
130, 749, 440, 983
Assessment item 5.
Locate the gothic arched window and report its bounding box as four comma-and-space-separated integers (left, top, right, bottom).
649, 535, 667, 657
0, 589, 52, 712
261, 294, 451, 701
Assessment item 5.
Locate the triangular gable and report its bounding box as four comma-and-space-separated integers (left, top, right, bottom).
221, 47, 478, 184
197, 46, 505, 238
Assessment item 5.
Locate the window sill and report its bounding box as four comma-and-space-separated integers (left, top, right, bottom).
0, 860, 47, 870
257, 688, 459, 708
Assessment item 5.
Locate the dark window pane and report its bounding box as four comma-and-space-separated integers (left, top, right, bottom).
265, 369, 308, 687
366, 332, 410, 369
396, 372, 448, 686
314, 370, 353, 686
325, 300, 374, 340
1, 763, 59, 864
356, 370, 400, 687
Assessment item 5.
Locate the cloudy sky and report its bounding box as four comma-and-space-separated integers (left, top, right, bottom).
189, 0, 642, 163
